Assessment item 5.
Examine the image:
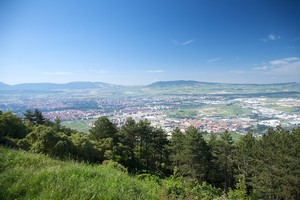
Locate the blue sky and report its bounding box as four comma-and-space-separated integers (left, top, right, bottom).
0, 0, 300, 85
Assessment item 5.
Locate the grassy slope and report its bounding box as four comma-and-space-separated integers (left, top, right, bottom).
0, 147, 161, 200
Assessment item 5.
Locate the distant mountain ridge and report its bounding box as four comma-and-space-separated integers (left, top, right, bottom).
147, 80, 217, 87
0, 80, 299, 91
0, 81, 116, 91
147, 80, 300, 87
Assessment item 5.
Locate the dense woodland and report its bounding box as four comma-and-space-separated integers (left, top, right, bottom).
1, 109, 300, 199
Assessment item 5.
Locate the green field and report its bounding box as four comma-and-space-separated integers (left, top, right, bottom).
269, 106, 300, 113
62, 119, 95, 133
203, 132, 243, 143
166, 104, 252, 120
198, 105, 252, 118
166, 109, 199, 119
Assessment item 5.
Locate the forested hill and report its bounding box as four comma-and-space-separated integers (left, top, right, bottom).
146, 80, 300, 87
147, 80, 214, 87
1, 110, 300, 199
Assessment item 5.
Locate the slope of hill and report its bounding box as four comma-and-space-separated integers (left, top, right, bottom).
147, 80, 217, 87
0, 147, 161, 200
147, 80, 300, 88
0, 82, 10, 90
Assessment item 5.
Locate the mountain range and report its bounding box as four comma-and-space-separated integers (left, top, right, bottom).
0, 80, 299, 91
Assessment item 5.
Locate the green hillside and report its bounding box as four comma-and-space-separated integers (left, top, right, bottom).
0, 147, 161, 200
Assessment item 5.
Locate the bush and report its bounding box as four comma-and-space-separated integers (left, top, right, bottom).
102, 160, 127, 173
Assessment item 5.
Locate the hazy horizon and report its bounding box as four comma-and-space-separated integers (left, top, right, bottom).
1, 0, 300, 85
1, 79, 300, 87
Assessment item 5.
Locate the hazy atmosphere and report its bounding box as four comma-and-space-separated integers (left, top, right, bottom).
1, 0, 300, 85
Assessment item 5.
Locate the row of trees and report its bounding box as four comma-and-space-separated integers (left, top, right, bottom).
1, 109, 300, 199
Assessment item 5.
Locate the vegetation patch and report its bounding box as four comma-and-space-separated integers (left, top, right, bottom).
0, 148, 161, 200
199, 105, 252, 117
62, 119, 95, 133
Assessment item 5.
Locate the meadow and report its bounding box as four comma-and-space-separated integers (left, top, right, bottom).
0, 147, 162, 200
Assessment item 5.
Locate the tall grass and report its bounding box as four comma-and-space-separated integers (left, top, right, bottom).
0, 147, 162, 199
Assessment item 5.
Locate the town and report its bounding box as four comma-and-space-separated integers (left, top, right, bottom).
1, 88, 299, 134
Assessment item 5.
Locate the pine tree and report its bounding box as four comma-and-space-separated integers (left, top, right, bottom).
219, 131, 235, 192
170, 127, 185, 171
236, 132, 256, 194
89, 116, 118, 142
251, 127, 300, 199
209, 131, 235, 191
148, 127, 169, 175
118, 117, 139, 173
177, 126, 212, 183
24, 109, 46, 126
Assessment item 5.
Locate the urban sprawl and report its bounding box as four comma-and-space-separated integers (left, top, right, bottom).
2, 94, 300, 134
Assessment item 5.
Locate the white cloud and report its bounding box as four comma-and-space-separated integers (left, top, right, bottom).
269, 57, 299, 65
172, 39, 195, 46
181, 39, 195, 46
253, 66, 273, 71
271, 61, 300, 75
42, 72, 73, 76
262, 33, 280, 42
269, 34, 279, 40
253, 57, 300, 76
146, 70, 164, 73
207, 57, 221, 63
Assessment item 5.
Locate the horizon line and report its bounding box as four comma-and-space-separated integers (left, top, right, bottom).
1, 80, 299, 87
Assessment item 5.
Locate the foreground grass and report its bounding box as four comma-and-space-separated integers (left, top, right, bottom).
0, 147, 161, 200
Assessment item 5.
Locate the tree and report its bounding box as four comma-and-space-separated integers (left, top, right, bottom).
170, 127, 185, 174
147, 127, 169, 175
24, 109, 46, 126
53, 117, 62, 132
227, 175, 248, 200
117, 118, 169, 175
219, 131, 235, 192
235, 132, 256, 194
70, 132, 99, 162
89, 117, 121, 163
173, 126, 212, 183
118, 117, 139, 173
0, 111, 28, 139
135, 119, 153, 173
250, 127, 300, 199
209, 131, 235, 191
89, 116, 118, 142
24, 125, 75, 159
207, 133, 223, 187
24, 109, 34, 123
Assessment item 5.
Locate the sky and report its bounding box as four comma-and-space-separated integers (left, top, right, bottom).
0, 0, 300, 85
